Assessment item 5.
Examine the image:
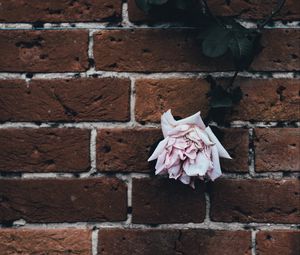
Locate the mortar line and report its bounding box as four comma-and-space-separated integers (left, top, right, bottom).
249, 128, 256, 177
0, 21, 300, 30
3, 221, 299, 231
0, 71, 299, 80
92, 228, 99, 255
251, 230, 258, 255
0, 121, 299, 130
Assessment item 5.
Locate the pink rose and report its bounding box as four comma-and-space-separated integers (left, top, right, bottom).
148, 110, 231, 188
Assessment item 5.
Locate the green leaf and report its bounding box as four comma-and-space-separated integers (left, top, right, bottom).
202, 25, 230, 58
135, 0, 151, 12
148, 0, 168, 4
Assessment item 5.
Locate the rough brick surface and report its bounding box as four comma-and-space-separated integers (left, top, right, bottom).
0, 128, 90, 173
210, 179, 300, 223
132, 178, 206, 224
97, 128, 162, 172
94, 29, 300, 72
94, 29, 235, 72
135, 78, 210, 123
218, 128, 249, 173
0, 30, 88, 72
0, 78, 130, 122
0, 178, 127, 223
229, 78, 300, 121
128, 0, 300, 22
0, 229, 92, 255
135, 78, 300, 122
0, 0, 122, 22
256, 230, 300, 255
99, 229, 252, 255
254, 128, 300, 172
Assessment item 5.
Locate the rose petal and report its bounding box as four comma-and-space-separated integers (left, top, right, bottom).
148, 137, 169, 161
208, 145, 222, 181
184, 152, 212, 176
205, 126, 232, 159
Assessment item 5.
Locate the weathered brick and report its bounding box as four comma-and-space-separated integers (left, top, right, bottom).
0, 229, 92, 255
0, 78, 130, 122
0, 178, 127, 223
208, 0, 300, 21
135, 78, 210, 123
99, 229, 252, 255
218, 128, 249, 173
250, 29, 300, 71
135, 78, 299, 122
132, 178, 206, 224
256, 230, 300, 255
0, 0, 122, 22
94, 29, 299, 72
0, 30, 88, 72
254, 128, 300, 172
97, 128, 162, 172
0, 129, 90, 173
128, 0, 300, 23
93, 29, 235, 72
210, 179, 300, 223
229, 78, 300, 121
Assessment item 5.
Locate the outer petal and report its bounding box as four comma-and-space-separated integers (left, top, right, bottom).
205, 126, 232, 159
148, 137, 169, 161
208, 145, 222, 181
161, 110, 206, 136
184, 152, 211, 176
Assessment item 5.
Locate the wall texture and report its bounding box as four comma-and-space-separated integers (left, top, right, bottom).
0, 0, 299, 254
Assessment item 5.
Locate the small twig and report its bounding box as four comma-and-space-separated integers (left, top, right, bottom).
202, 0, 226, 28
227, 70, 239, 90
258, 0, 286, 30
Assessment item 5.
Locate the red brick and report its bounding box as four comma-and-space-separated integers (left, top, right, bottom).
0, 128, 90, 173
0, 178, 127, 223
135, 78, 299, 122
0, 229, 92, 255
99, 229, 251, 255
230, 78, 300, 121
219, 128, 249, 173
254, 128, 300, 172
128, 0, 300, 23
208, 0, 300, 21
135, 78, 210, 123
0, 78, 130, 122
210, 179, 300, 223
94, 29, 299, 72
132, 178, 206, 224
97, 128, 162, 172
0, 30, 88, 72
93, 29, 235, 72
250, 29, 300, 71
0, 0, 122, 22
256, 230, 300, 255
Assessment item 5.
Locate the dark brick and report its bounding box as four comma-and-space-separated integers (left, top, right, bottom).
132, 178, 206, 224
0, 0, 122, 22
0, 178, 127, 223
0, 30, 88, 72
256, 230, 300, 255
0, 128, 90, 173
210, 179, 300, 223
94, 29, 300, 72
97, 128, 162, 172
135, 78, 210, 123
254, 128, 300, 172
0, 229, 92, 254
0, 78, 130, 122
99, 229, 252, 255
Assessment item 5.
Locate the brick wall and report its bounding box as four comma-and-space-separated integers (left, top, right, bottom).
0, 1, 299, 254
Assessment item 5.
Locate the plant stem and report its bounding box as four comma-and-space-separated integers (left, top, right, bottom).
258, 0, 286, 30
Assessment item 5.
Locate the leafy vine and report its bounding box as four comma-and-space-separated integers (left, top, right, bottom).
135, 0, 286, 123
